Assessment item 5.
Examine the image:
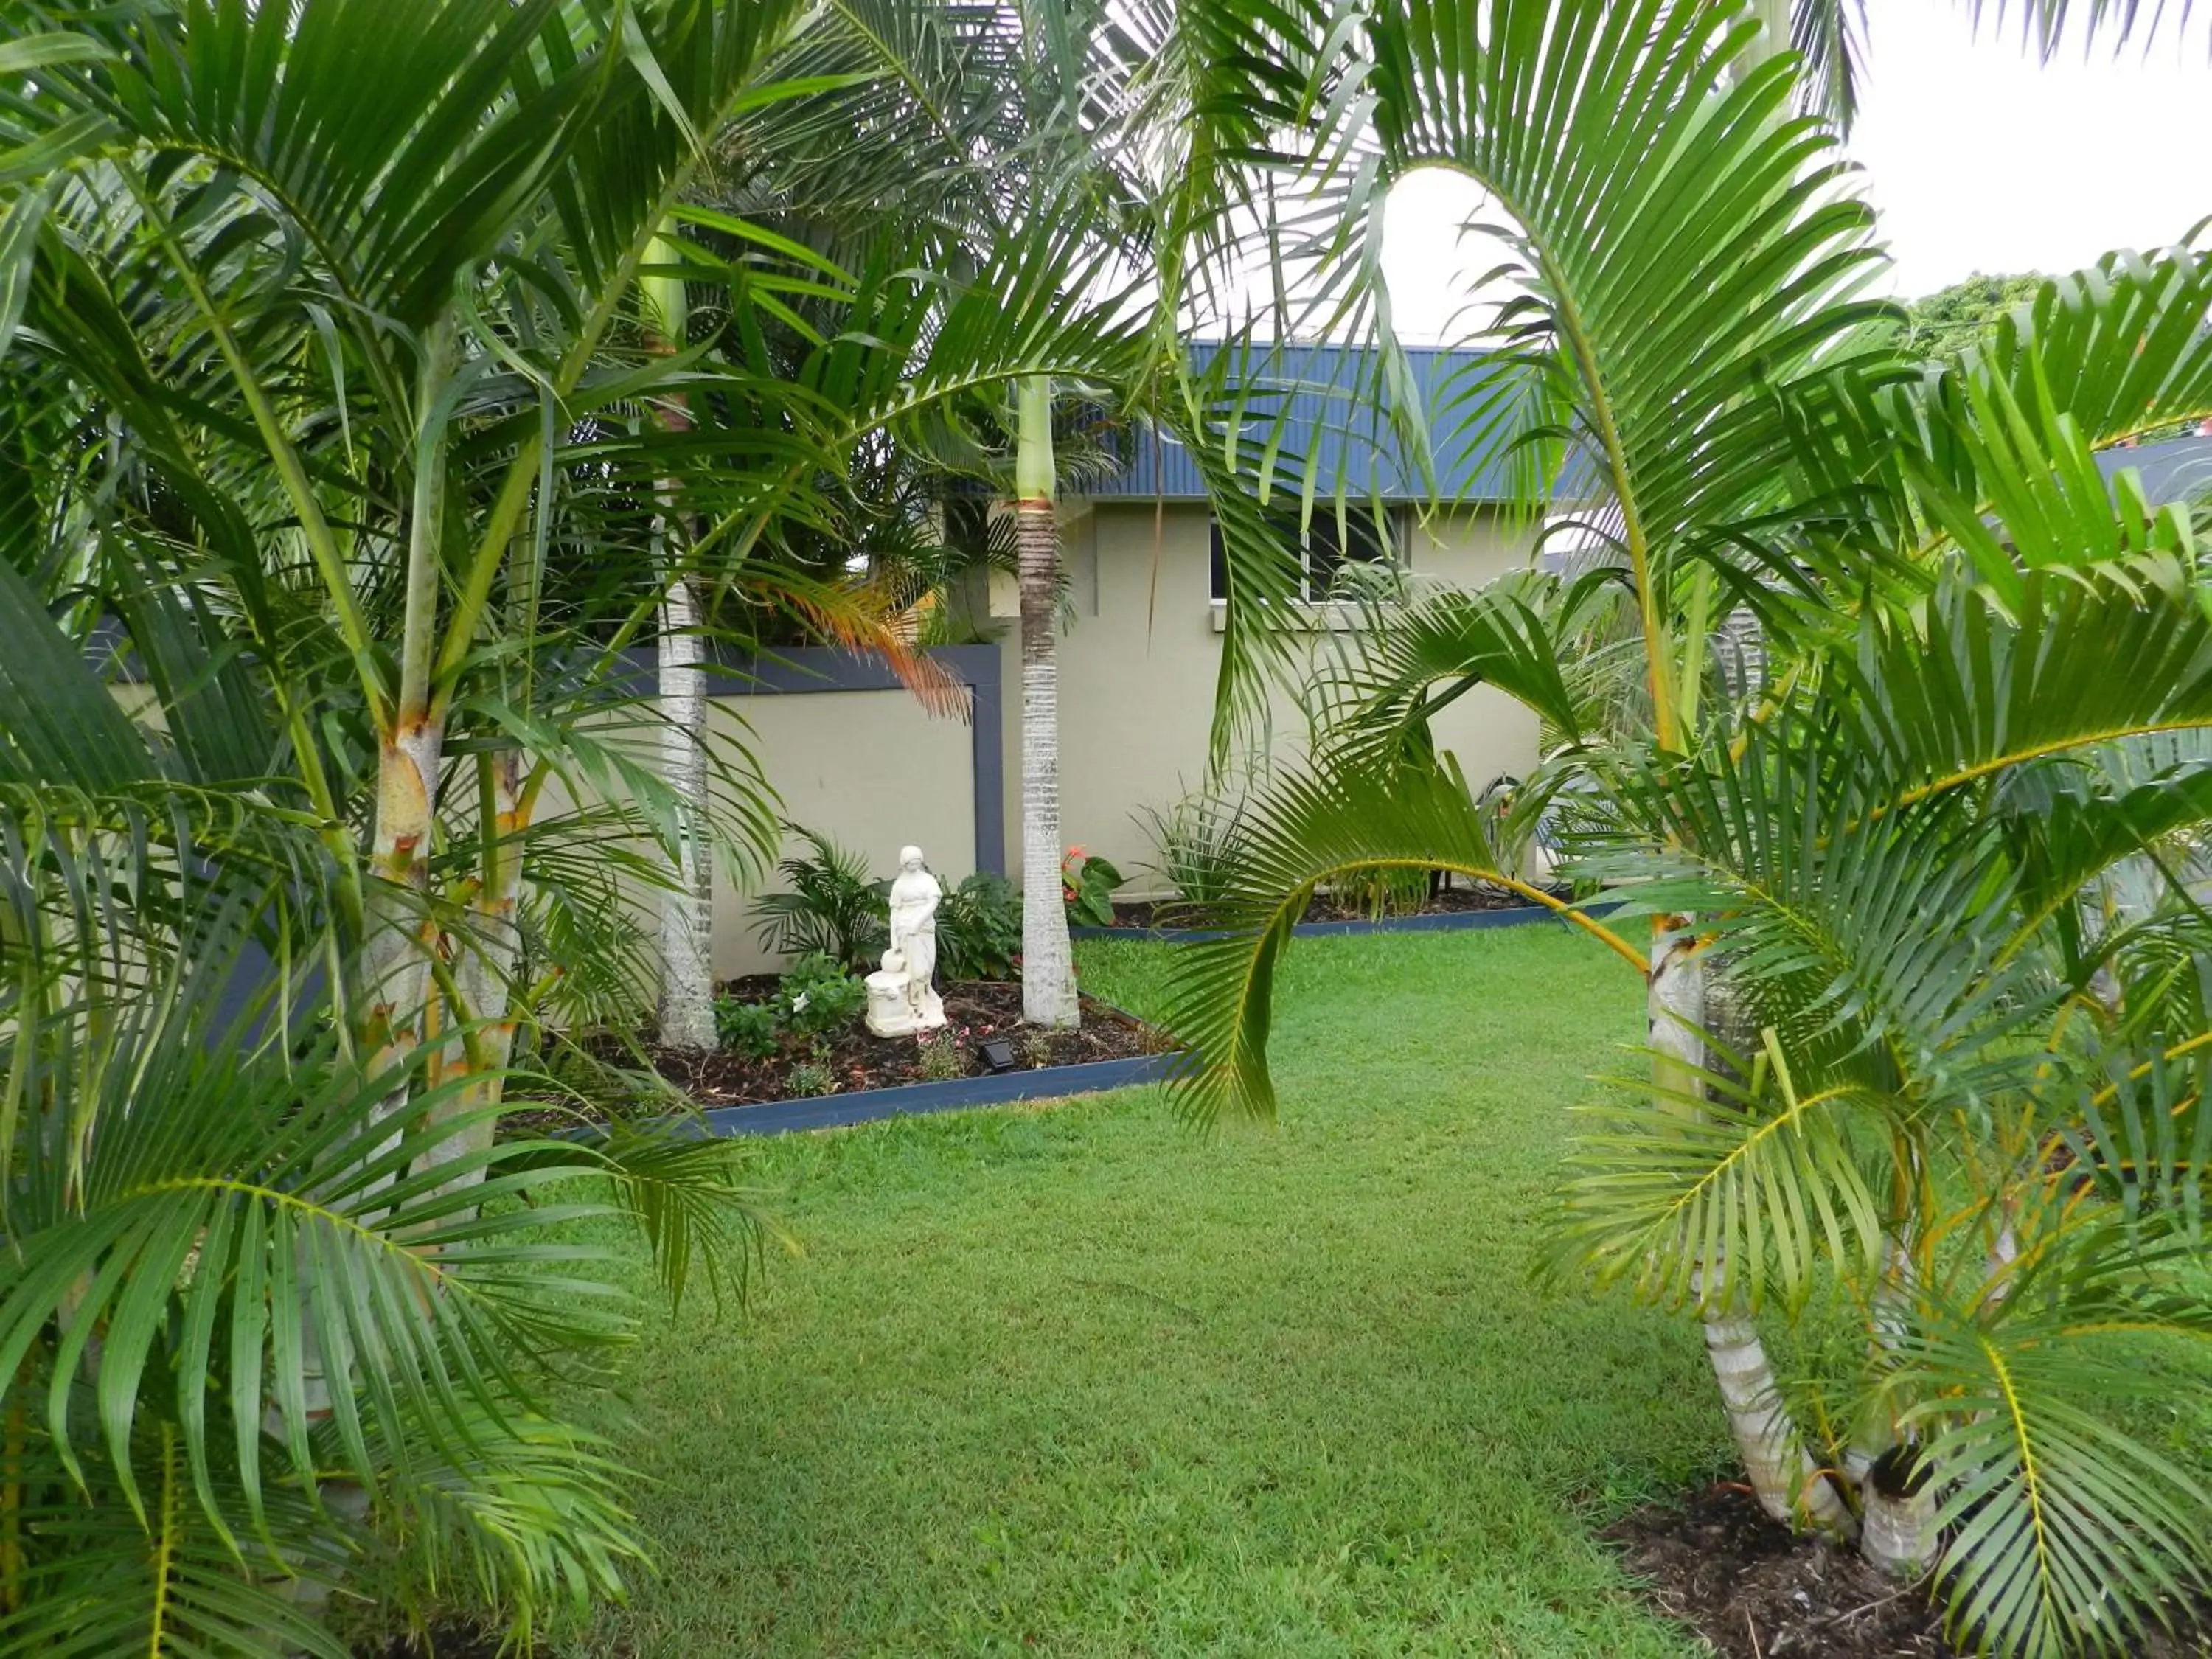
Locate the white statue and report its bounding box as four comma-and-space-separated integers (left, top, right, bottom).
866, 846, 947, 1037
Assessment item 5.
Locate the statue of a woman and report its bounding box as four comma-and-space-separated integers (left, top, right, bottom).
886, 846, 946, 1030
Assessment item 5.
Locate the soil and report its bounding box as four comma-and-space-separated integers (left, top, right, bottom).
1105, 880, 1543, 931
1607, 1482, 2212, 1658
501, 981, 1172, 1132
1608, 1484, 1948, 1658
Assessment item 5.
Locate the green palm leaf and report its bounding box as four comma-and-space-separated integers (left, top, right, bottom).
1896, 1210, 2212, 1659
1839, 566, 2212, 812
1227, 0, 1897, 738
1558, 1033, 1890, 1312
1162, 757, 1641, 1125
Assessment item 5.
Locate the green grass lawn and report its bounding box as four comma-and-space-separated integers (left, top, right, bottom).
574, 927, 1725, 1658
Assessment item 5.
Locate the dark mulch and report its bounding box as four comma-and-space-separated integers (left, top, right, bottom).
1608, 1483, 2212, 1658
1105, 881, 1541, 931
1608, 1484, 1947, 1658
658, 979, 1167, 1110
498, 983, 1170, 1135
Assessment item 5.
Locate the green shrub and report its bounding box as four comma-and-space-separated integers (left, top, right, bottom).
752, 825, 888, 970
937, 872, 1023, 981
785, 1055, 837, 1098
777, 952, 867, 1037
1135, 791, 1253, 911
713, 995, 781, 1059
914, 1028, 967, 1082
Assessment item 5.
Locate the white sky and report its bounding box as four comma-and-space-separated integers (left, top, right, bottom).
1371, 0, 2210, 339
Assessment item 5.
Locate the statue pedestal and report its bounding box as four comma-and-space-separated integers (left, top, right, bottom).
865, 966, 920, 1037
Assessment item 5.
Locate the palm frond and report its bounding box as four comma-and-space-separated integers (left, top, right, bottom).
1162, 757, 1640, 1126
1310, 570, 1595, 775
1896, 1203, 2212, 1659
1219, 0, 1899, 737
1557, 1032, 1891, 1313
1838, 567, 2212, 813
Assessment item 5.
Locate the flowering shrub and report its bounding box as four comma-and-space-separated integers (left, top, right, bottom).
1061, 845, 1124, 928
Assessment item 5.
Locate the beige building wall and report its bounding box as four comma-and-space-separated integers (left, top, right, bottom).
709, 689, 975, 977
984, 501, 1542, 895
711, 498, 1541, 973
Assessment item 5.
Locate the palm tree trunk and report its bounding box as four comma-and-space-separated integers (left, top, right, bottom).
1697, 1286, 1851, 1533
1844, 1231, 1913, 1481
1015, 375, 1077, 1029
1859, 1449, 1936, 1578
641, 221, 718, 1051
417, 748, 529, 1201
1660, 928, 1852, 1535
360, 726, 443, 1078
1841, 1229, 1937, 1570
656, 565, 717, 1048
359, 314, 457, 1180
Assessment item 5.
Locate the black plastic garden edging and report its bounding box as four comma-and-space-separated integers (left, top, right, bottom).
686, 1049, 1183, 1137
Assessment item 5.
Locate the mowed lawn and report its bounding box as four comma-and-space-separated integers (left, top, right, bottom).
575, 927, 1723, 1658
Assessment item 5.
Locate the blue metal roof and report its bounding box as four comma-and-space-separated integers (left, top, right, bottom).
1088, 341, 1544, 504
1090, 349, 2212, 510
2096, 433, 2212, 505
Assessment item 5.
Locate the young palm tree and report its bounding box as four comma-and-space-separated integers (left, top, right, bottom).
1161, 0, 2212, 1648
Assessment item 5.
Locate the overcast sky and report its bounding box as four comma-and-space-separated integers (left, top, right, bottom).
1372, 0, 2209, 338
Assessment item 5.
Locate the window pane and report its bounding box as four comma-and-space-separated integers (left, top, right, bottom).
1208, 505, 1398, 604
1304, 507, 1391, 599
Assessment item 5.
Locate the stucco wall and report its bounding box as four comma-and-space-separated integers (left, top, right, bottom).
709, 688, 975, 978
984, 501, 1541, 894
708, 500, 1542, 973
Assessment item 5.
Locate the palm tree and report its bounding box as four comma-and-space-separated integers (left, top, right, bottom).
1014, 375, 1084, 1023
0, 0, 974, 1640
1557, 571, 2212, 1626
2, 0, 848, 1167
701, 0, 1329, 1032
1160, 0, 2212, 1647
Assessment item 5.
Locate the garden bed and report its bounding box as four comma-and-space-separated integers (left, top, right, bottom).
1607, 1482, 2211, 1658
657, 978, 1168, 1108
1608, 1484, 1947, 1658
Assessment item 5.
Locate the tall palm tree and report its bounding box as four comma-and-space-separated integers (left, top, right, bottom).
705, 0, 1324, 1030
1014, 374, 1083, 1023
